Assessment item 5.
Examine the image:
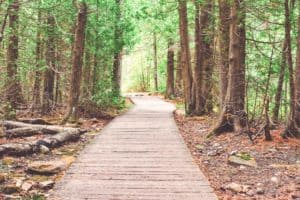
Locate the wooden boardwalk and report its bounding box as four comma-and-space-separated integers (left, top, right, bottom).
50, 96, 217, 200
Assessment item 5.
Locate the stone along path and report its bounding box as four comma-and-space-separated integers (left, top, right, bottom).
50, 96, 217, 200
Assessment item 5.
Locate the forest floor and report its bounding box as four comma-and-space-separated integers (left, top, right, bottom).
0, 100, 133, 200
174, 110, 300, 200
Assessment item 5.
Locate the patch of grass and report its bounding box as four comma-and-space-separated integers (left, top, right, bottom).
237, 152, 252, 161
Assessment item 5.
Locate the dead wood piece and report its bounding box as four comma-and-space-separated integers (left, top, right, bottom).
1, 121, 77, 133
0, 143, 35, 156
35, 129, 84, 148
0, 121, 86, 157
19, 118, 52, 125
5, 127, 42, 138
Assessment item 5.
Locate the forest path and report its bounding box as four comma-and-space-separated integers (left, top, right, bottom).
50, 96, 217, 200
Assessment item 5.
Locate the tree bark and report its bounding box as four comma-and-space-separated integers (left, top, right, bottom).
5, 0, 23, 119
175, 50, 183, 97
283, 4, 300, 138
273, 40, 287, 122
178, 0, 193, 115
285, 0, 295, 114
32, 7, 42, 110
0, 5, 9, 43
194, 0, 214, 115
166, 41, 175, 98
112, 0, 123, 96
61, 2, 88, 124
82, 30, 92, 98
218, 0, 230, 107
42, 13, 56, 114
210, 0, 246, 135
153, 32, 158, 91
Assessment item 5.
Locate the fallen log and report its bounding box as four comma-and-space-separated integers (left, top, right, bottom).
1, 121, 79, 133
5, 127, 42, 138
0, 121, 87, 157
18, 118, 52, 125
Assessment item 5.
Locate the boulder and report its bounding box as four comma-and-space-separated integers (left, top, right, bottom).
225, 182, 243, 193
228, 154, 257, 168
225, 182, 252, 193
27, 160, 67, 175
39, 180, 55, 189
21, 181, 34, 192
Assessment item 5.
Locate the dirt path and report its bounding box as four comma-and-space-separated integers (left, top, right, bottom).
50, 96, 217, 200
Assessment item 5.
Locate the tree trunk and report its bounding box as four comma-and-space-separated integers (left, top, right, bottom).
82, 30, 92, 98
92, 0, 100, 96
283, 4, 300, 138
112, 0, 123, 97
153, 32, 158, 91
5, 0, 23, 119
61, 2, 88, 124
285, 0, 295, 114
175, 50, 183, 97
194, 0, 214, 115
218, 0, 230, 107
32, 7, 42, 110
166, 41, 175, 98
42, 13, 56, 114
273, 40, 287, 122
0, 5, 9, 43
210, 0, 246, 135
178, 0, 193, 115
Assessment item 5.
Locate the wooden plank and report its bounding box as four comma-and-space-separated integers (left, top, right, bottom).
50, 96, 217, 200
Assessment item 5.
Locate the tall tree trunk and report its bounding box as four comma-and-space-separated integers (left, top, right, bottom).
178, 0, 193, 115
210, 0, 246, 135
54, 39, 61, 105
153, 32, 158, 91
0, 5, 9, 43
82, 30, 92, 98
61, 2, 88, 124
166, 41, 175, 98
92, 0, 100, 96
42, 13, 56, 114
5, 0, 22, 119
194, 0, 214, 115
112, 0, 123, 97
32, 7, 42, 110
273, 40, 287, 122
285, 0, 295, 114
283, 3, 300, 138
175, 50, 183, 97
218, 0, 230, 107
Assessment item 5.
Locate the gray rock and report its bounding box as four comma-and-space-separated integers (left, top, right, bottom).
207, 150, 218, 156
270, 176, 280, 185
39, 180, 55, 189
239, 165, 246, 170
246, 189, 255, 196
15, 178, 25, 187
228, 155, 257, 168
226, 182, 243, 193
27, 160, 67, 175
21, 181, 34, 192
226, 182, 251, 193
40, 145, 50, 154
256, 187, 265, 194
